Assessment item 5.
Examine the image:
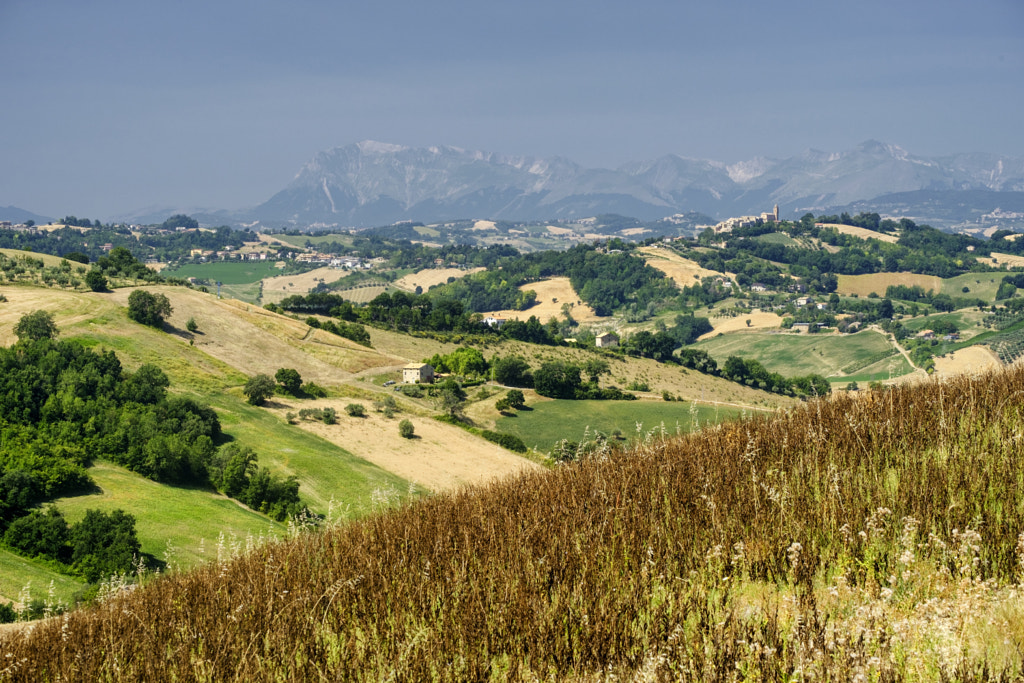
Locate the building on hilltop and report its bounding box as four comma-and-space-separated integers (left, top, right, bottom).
714, 204, 780, 234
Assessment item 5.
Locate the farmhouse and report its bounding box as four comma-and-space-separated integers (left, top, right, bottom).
403, 363, 435, 384
595, 332, 619, 348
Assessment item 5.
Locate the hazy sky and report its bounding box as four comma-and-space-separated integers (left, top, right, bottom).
2, 0, 1022, 219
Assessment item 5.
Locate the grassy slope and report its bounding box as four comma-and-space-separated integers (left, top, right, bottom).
55, 463, 283, 570
0, 552, 83, 608
695, 328, 897, 378
8, 367, 1024, 679
495, 399, 748, 450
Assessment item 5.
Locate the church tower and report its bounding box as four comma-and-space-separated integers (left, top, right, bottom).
774, 204, 779, 222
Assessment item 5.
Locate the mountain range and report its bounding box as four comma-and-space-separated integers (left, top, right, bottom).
243, 140, 1024, 229
7, 141, 1024, 231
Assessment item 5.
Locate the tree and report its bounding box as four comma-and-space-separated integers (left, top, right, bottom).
505, 389, 526, 410
64, 251, 89, 264
399, 419, 415, 438
243, 374, 276, 406
14, 310, 58, 342
491, 355, 533, 387
186, 317, 198, 333
127, 290, 172, 327
437, 378, 467, 419
69, 509, 141, 582
120, 364, 170, 404
3, 507, 69, 562
533, 362, 582, 399
85, 268, 107, 292
345, 403, 366, 417
275, 368, 302, 395
581, 358, 610, 384
213, 444, 258, 498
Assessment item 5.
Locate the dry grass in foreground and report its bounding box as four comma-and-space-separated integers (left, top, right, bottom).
5, 367, 1024, 681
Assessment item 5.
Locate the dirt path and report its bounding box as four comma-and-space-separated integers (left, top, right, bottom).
265, 398, 541, 493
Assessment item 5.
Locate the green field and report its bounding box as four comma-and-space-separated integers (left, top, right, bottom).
939, 272, 1007, 301
901, 310, 987, 334
495, 399, 748, 452
754, 232, 800, 248
0, 549, 85, 607
55, 462, 283, 570
831, 353, 915, 384
694, 329, 895, 378
162, 261, 282, 285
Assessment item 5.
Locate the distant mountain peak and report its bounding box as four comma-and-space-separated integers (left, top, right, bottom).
356, 140, 408, 155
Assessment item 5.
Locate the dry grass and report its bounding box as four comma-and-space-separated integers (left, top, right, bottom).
837, 272, 944, 297
932, 345, 1003, 378
817, 223, 900, 243
259, 266, 336, 303
393, 267, 485, 292
697, 310, 784, 340
484, 277, 602, 324
978, 252, 1024, 268
6, 366, 1024, 680
638, 246, 732, 287
265, 398, 541, 493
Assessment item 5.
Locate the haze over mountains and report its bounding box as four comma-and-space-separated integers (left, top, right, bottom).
238, 140, 1024, 228
7, 140, 1024, 231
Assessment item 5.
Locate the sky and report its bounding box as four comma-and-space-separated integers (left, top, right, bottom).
1, 0, 1022, 220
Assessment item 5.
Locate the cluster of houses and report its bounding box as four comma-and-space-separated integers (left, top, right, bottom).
698, 205, 781, 235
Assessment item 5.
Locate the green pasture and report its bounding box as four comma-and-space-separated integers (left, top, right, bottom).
495, 399, 748, 452
162, 261, 282, 285
0, 549, 84, 607
694, 329, 895, 378
900, 310, 987, 335
55, 462, 282, 570
939, 272, 1007, 301
754, 232, 800, 248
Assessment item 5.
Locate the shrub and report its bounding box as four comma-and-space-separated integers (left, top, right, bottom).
322, 407, 337, 425
399, 419, 415, 438
0, 601, 16, 624
345, 403, 366, 418
302, 382, 328, 398
481, 430, 527, 453
186, 317, 198, 333
85, 268, 107, 292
